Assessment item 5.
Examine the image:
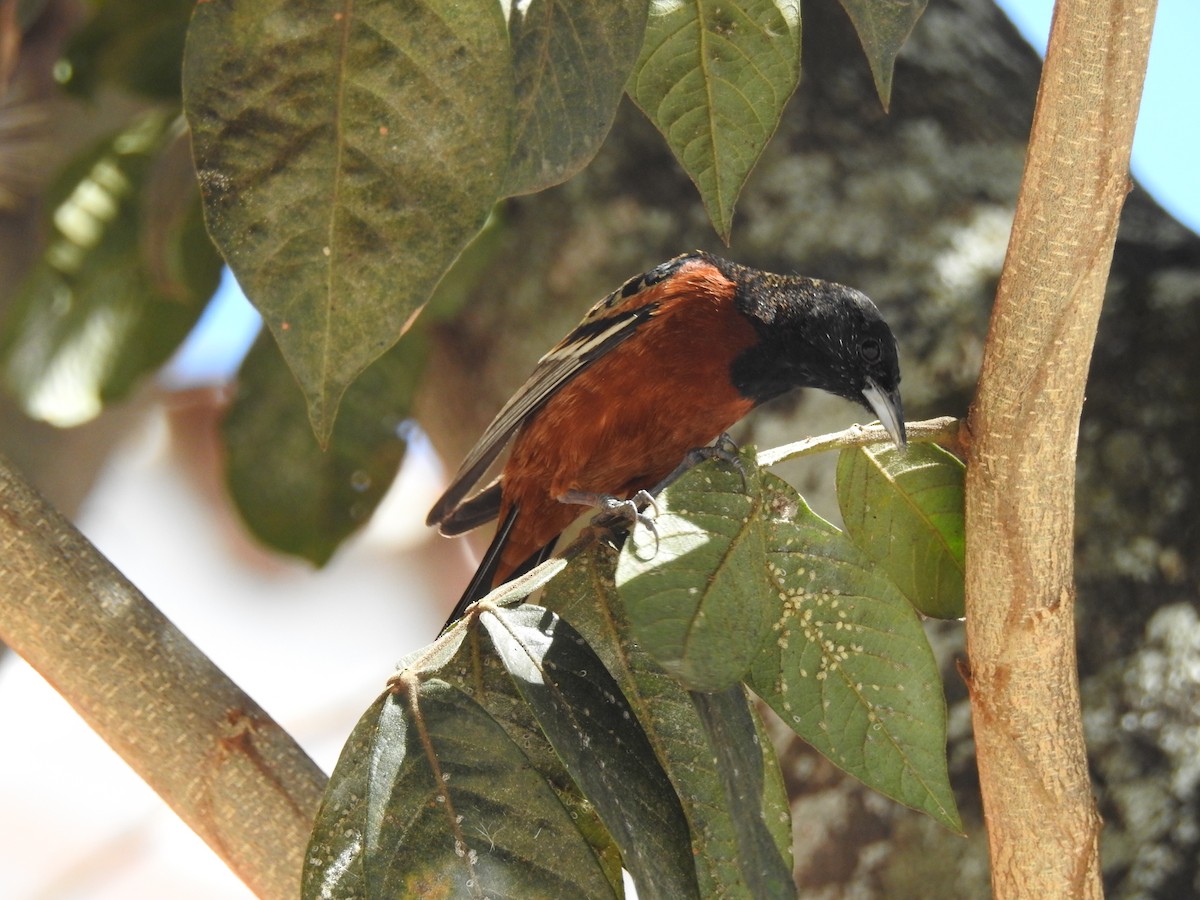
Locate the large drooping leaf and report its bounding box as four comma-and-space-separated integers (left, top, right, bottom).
836, 441, 965, 619
481, 605, 699, 900
221, 212, 506, 565
503, 0, 649, 196
302, 679, 619, 899
543, 541, 793, 898
183, 0, 513, 442
605, 447, 957, 828
223, 331, 420, 565
615, 449, 777, 692
837, 0, 929, 109
0, 112, 220, 426
627, 0, 802, 241
747, 473, 961, 831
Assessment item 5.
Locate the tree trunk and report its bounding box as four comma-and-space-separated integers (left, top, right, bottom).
964, 0, 1157, 895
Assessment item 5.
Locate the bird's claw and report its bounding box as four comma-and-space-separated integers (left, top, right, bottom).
558, 431, 746, 562
561, 489, 661, 558
650, 432, 746, 495
711, 433, 747, 491
598, 494, 660, 560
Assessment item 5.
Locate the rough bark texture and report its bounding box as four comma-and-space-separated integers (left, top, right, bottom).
416, 0, 1200, 895
965, 0, 1156, 895
0, 454, 327, 899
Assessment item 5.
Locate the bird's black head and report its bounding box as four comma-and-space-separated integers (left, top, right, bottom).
722, 262, 906, 447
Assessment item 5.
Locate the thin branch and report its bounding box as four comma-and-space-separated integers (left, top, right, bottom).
756, 416, 961, 468
0, 454, 327, 899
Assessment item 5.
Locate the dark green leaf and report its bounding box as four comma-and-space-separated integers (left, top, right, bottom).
503, 0, 648, 196
223, 332, 418, 565
184, 0, 513, 441
689, 686, 796, 899
221, 202, 511, 564
615, 450, 775, 692
61, 0, 193, 100
420, 206, 508, 323
837, 442, 965, 619
747, 474, 961, 832
483, 604, 698, 900
543, 540, 793, 897
0, 112, 220, 426
440, 610, 625, 897
303, 675, 620, 900
627, 0, 802, 241
837, 0, 928, 109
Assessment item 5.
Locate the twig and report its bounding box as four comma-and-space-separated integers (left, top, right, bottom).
756, 416, 961, 468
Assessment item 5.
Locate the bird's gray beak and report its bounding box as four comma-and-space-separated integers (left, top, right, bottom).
862, 378, 907, 449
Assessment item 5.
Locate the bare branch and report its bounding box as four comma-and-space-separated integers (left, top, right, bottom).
756, 416, 962, 468
0, 454, 327, 899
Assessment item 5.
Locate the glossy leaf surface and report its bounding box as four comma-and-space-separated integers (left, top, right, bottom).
627, 0, 802, 241
837, 441, 965, 619
545, 541, 793, 897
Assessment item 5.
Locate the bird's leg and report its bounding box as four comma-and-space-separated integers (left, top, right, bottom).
647, 432, 746, 496
559, 489, 660, 558
559, 434, 744, 561
560, 489, 659, 530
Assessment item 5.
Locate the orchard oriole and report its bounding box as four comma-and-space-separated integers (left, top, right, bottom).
428, 251, 906, 628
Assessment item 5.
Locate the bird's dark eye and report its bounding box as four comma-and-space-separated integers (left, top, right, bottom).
859, 337, 882, 364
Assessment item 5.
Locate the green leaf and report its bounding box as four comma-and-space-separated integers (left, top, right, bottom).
837, 0, 928, 109
836, 442, 965, 619
61, 0, 193, 100
0, 112, 220, 426
439, 612, 626, 897
627, 0, 802, 242
223, 332, 419, 565
503, 0, 648, 196
689, 686, 796, 899
183, 0, 513, 442
221, 204, 509, 565
544, 541, 793, 897
303, 676, 620, 899
615, 450, 777, 692
482, 605, 698, 900
747, 474, 961, 832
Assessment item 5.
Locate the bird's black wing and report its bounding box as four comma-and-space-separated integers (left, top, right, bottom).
426, 253, 702, 532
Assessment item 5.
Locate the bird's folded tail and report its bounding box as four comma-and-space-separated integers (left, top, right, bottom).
437, 481, 503, 536
440, 504, 558, 633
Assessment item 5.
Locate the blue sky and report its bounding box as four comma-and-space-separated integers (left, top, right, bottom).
166, 2, 1197, 385
997, 0, 1198, 232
